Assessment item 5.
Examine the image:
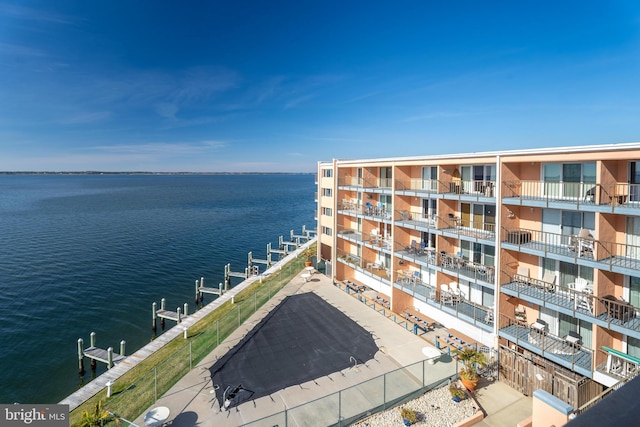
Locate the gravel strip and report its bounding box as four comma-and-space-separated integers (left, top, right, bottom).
352, 383, 479, 427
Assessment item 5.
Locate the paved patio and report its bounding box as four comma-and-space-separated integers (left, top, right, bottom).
133, 270, 531, 426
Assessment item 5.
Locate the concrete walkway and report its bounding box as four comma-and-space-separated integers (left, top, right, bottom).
473, 379, 532, 427
133, 271, 531, 426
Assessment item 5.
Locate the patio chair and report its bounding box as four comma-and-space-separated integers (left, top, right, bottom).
365, 201, 374, 215
449, 281, 463, 298
540, 271, 556, 292
531, 318, 548, 334
568, 277, 591, 293
410, 240, 419, 254
568, 234, 580, 252
578, 228, 594, 257
515, 266, 530, 286
412, 270, 421, 284
440, 284, 453, 305
584, 186, 596, 203
565, 331, 582, 347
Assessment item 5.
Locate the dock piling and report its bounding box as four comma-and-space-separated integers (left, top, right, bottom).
77, 338, 85, 376
120, 340, 126, 357
152, 302, 157, 332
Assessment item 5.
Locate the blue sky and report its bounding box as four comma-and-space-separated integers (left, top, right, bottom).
1, 1, 639, 172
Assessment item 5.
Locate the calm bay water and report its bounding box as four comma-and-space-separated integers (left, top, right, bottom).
0, 174, 315, 404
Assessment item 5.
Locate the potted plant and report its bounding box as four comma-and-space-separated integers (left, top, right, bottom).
452, 347, 487, 391
399, 406, 417, 425
449, 384, 466, 402
302, 247, 315, 267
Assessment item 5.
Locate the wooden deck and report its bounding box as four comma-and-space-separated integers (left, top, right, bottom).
83, 347, 126, 365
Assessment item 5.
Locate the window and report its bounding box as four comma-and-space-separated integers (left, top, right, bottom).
322, 169, 333, 178
559, 313, 592, 348
543, 162, 596, 199
422, 198, 437, 223
322, 188, 332, 197
422, 166, 438, 191
627, 217, 640, 259
380, 167, 392, 188
629, 276, 640, 309
321, 226, 332, 236
460, 164, 495, 193
461, 202, 495, 231
322, 207, 332, 217
460, 241, 494, 266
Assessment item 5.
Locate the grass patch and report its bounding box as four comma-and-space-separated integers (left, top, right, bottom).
69, 256, 307, 426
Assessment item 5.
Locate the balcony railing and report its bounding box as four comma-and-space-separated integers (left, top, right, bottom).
337, 176, 363, 187
503, 180, 640, 209
335, 248, 390, 281
337, 199, 392, 220
394, 178, 440, 193
502, 276, 640, 334
441, 179, 496, 198
393, 280, 494, 329
498, 314, 594, 375
394, 209, 496, 241
502, 227, 640, 273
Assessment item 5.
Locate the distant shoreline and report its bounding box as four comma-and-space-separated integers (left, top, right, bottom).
0, 171, 313, 175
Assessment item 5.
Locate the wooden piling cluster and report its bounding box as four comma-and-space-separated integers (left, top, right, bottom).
77, 332, 126, 375
152, 298, 189, 333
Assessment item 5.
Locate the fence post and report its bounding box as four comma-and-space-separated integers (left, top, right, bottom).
237, 304, 241, 327
338, 390, 342, 427
383, 372, 387, 409
154, 367, 158, 401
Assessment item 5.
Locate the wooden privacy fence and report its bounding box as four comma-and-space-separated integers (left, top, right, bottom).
498, 345, 601, 409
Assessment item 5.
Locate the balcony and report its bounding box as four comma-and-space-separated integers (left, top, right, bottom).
337, 176, 393, 191
502, 227, 640, 276
336, 249, 391, 283
393, 279, 494, 331
336, 227, 392, 252
393, 243, 495, 287
393, 178, 496, 200
394, 209, 496, 244
498, 314, 594, 377
337, 199, 392, 221
501, 276, 640, 339
503, 181, 640, 213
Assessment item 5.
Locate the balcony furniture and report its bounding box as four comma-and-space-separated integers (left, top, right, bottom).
610, 194, 628, 206
531, 319, 548, 333
440, 284, 454, 305
507, 230, 532, 244
565, 331, 582, 347
603, 346, 640, 378
577, 228, 594, 257
602, 295, 636, 323
448, 213, 460, 227
515, 307, 527, 324
584, 186, 596, 203
365, 201, 374, 215
484, 305, 494, 324
538, 271, 555, 292
449, 281, 463, 299
144, 406, 170, 427
440, 252, 453, 269
370, 228, 380, 244
410, 240, 419, 253
400, 210, 411, 221
484, 182, 495, 197
515, 266, 531, 286
568, 277, 591, 293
